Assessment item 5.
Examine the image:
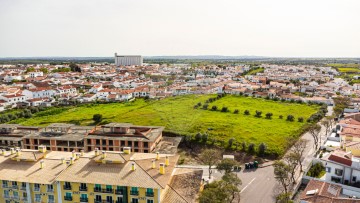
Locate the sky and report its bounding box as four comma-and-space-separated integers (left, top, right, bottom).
0, 0, 359, 58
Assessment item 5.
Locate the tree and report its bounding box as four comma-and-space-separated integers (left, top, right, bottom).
195, 132, 202, 142
211, 105, 218, 111
284, 152, 299, 183
199, 149, 221, 179
234, 109, 239, 114
203, 104, 209, 110
221, 106, 228, 112
265, 112, 273, 119
286, 115, 294, 122
198, 173, 241, 203
228, 138, 235, 148
244, 110, 250, 115
258, 142, 267, 156
248, 143, 255, 153
291, 139, 308, 172
92, 114, 103, 124
255, 110, 262, 118
202, 133, 208, 144
69, 63, 81, 72
40, 67, 48, 74
298, 117, 304, 122
241, 141, 247, 151
309, 124, 321, 150
273, 160, 292, 202
217, 159, 238, 174
321, 119, 331, 137
279, 115, 283, 119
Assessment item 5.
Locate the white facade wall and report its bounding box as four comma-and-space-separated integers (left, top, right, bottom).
114, 53, 143, 66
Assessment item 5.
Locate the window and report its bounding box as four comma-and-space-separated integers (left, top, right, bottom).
80, 194, 88, 202
95, 195, 102, 201
117, 197, 123, 203
147, 200, 154, 203
331, 176, 342, 183
64, 192, 72, 201
64, 182, 71, 190
47, 184, 54, 192
48, 195, 54, 203
132, 198, 139, 203
95, 184, 101, 191
80, 183, 87, 191
35, 194, 41, 202
121, 141, 125, 146
13, 191, 18, 198
130, 187, 139, 195
353, 176, 357, 182
146, 188, 154, 197
2, 180, 8, 187
12, 181, 17, 186
144, 142, 148, 148
106, 185, 112, 192
21, 182, 26, 188
326, 167, 331, 173
34, 183, 40, 191
4, 190, 9, 198
109, 140, 113, 145
106, 196, 113, 202
335, 169, 343, 176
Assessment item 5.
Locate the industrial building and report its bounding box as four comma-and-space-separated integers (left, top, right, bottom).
114, 53, 143, 66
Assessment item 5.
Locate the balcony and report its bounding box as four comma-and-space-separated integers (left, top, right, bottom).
80, 197, 89, 202
2, 184, 9, 188
64, 196, 73, 201
4, 195, 10, 199
63, 185, 72, 190
47, 188, 54, 193
22, 197, 28, 201
94, 200, 114, 203
34, 198, 42, 203
146, 192, 154, 197
20, 186, 27, 191
11, 185, 18, 189
94, 188, 113, 193
11, 196, 20, 200
34, 187, 40, 192
79, 186, 88, 191
130, 191, 139, 196
115, 189, 123, 195
48, 200, 55, 203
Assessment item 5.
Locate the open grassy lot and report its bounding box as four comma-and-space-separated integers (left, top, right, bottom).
12, 95, 319, 156
337, 68, 360, 73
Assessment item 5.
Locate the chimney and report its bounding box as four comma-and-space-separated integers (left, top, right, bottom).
40, 160, 45, 169
72, 150, 76, 158
156, 152, 160, 160
10, 148, 15, 154
61, 157, 66, 164
16, 149, 21, 156
123, 147, 131, 154
70, 157, 75, 165
131, 162, 136, 171
159, 163, 165, 174
75, 153, 80, 160
165, 156, 169, 166
152, 159, 156, 169
80, 150, 84, 156
102, 151, 106, 159
95, 148, 99, 156
1, 149, 5, 155
38, 145, 46, 153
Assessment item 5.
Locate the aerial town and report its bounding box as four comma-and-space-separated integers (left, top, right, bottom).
1, 0, 360, 202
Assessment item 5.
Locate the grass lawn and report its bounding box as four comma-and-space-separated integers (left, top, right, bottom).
245, 67, 265, 75
12, 95, 319, 156
337, 68, 360, 73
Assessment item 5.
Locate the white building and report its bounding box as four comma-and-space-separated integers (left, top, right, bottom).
114, 53, 143, 66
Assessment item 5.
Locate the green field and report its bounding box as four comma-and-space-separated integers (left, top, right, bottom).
337, 68, 360, 73
12, 95, 319, 156
245, 67, 265, 75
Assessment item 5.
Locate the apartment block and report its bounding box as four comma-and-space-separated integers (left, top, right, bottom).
85, 123, 163, 153
0, 124, 40, 149
0, 146, 202, 203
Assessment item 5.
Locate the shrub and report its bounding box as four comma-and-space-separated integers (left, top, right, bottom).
203, 104, 208, 110
241, 141, 247, 151
202, 133, 208, 143
255, 110, 262, 118
265, 113, 273, 119
279, 115, 283, 119
298, 117, 304, 122
258, 142, 267, 156
234, 109, 239, 114
92, 114, 103, 123
195, 132, 202, 142
306, 163, 325, 178
244, 110, 250, 115
211, 105, 218, 111
228, 138, 235, 148
248, 143, 255, 153
287, 115, 295, 122
221, 106, 228, 112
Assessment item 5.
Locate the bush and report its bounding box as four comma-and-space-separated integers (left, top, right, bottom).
202, 133, 208, 143
286, 115, 295, 122
279, 115, 283, 119
265, 113, 273, 119
234, 109, 239, 114
298, 117, 304, 122
92, 114, 103, 123
306, 162, 325, 178
248, 143, 255, 153
211, 105, 218, 111
195, 132, 202, 142
258, 142, 267, 156
241, 141, 247, 151
202, 104, 208, 110
228, 138, 235, 148
221, 106, 228, 112
244, 110, 250, 115
255, 110, 262, 118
